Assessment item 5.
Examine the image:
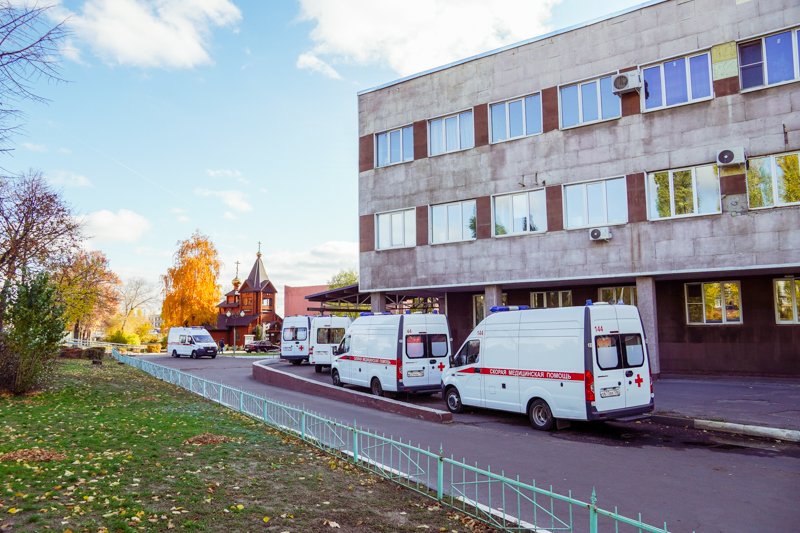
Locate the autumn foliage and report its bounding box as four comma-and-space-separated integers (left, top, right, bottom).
161, 231, 220, 329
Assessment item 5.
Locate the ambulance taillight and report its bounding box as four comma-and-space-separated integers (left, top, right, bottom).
584, 370, 595, 401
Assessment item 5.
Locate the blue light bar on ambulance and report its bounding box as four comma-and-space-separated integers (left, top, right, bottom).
359, 312, 374, 316
489, 305, 530, 313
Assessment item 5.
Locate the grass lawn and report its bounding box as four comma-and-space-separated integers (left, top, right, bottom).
0, 360, 489, 532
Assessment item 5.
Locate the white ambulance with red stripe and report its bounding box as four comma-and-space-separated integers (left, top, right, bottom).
441, 303, 654, 430
331, 312, 451, 396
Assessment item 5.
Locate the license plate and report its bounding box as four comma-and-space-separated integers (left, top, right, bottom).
600, 387, 620, 398
406, 370, 424, 378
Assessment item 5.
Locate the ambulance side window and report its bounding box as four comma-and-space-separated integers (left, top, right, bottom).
296, 327, 308, 341
430, 334, 448, 357
339, 335, 350, 355
179, 335, 186, 343
283, 327, 296, 341
454, 339, 480, 367
406, 335, 425, 358
622, 334, 644, 367
596, 335, 621, 370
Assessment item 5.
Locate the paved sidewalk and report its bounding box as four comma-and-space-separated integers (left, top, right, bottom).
653, 375, 800, 441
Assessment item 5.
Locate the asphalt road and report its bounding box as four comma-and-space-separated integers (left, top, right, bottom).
141, 354, 800, 532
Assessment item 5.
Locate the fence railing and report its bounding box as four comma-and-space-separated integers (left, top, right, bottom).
64, 337, 149, 352
113, 350, 673, 533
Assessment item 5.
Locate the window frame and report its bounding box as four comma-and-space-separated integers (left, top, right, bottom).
491, 188, 548, 237
773, 278, 800, 324
428, 109, 474, 156
598, 286, 638, 305
738, 28, 800, 93
429, 199, 477, 245
562, 176, 629, 230
488, 92, 543, 144
530, 290, 572, 309
374, 125, 414, 168
646, 163, 721, 220
684, 281, 743, 326
558, 73, 621, 129
641, 51, 714, 112
375, 207, 416, 251
746, 150, 800, 210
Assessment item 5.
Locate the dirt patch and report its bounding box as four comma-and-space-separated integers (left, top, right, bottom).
0, 448, 67, 462
183, 433, 236, 446
139, 395, 161, 401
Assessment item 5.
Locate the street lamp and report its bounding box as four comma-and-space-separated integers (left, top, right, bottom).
226, 309, 246, 352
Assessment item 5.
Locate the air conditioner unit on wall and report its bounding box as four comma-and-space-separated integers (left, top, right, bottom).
612, 72, 642, 94
716, 147, 745, 166
589, 227, 612, 241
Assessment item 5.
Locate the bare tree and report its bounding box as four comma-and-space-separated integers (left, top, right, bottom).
119, 277, 158, 331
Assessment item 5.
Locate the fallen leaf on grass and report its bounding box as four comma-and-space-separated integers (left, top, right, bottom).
323, 519, 340, 528
0, 449, 67, 462
183, 433, 234, 446
262, 516, 270, 523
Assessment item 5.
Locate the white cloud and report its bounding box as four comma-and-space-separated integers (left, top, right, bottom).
82, 209, 151, 245
66, 0, 241, 68
169, 207, 190, 223
194, 187, 252, 212
58, 147, 73, 155
22, 142, 47, 152
297, 0, 560, 77
296, 52, 341, 80
206, 168, 249, 184
223, 211, 237, 220
45, 170, 92, 188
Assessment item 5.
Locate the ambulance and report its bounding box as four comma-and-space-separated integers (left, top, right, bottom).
308, 316, 352, 373
281, 316, 312, 365
167, 326, 218, 359
441, 303, 654, 430
331, 313, 452, 396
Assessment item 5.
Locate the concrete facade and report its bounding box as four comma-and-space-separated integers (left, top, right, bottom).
357, 0, 800, 376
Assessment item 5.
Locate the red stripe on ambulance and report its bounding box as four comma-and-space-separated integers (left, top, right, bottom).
339, 355, 397, 366
459, 367, 584, 381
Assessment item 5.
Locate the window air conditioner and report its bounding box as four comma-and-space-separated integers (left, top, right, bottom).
611, 72, 642, 95
716, 147, 745, 166
589, 227, 612, 241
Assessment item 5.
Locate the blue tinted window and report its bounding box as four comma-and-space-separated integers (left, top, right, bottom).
524, 94, 542, 134
389, 129, 401, 163
765, 31, 795, 85
600, 76, 620, 119
581, 81, 599, 122
445, 116, 458, 152
508, 99, 524, 138
560, 84, 579, 128
490, 103, 507, 142
664, 57, 688, 106
429, 119, 443, 155
402, 126, 413, 161
643, 66, 662, 109
459, 111, 474, 149
739, 41, 764, 89
689, 54, 711, 99
376, 132, 389, 166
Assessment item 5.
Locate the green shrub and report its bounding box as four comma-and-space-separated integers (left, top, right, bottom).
105, 330, 141, 346
146, 343, 160, 353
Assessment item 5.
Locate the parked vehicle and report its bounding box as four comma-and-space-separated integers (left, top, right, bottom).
281, 316, 312, 365
441, 303, 654, 431
309, 316, 352, 373
244, 340, 280, 353
331, 313, 451, 396
167, 326, 218, 359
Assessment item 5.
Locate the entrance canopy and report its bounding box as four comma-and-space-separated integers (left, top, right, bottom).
304, 283, 444, 314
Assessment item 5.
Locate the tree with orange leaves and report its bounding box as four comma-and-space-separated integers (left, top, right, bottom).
161, 231, 221, 329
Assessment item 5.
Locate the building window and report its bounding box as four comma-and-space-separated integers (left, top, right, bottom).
430, 200, 476, 244
429, 110, 474, 155
685, 281, 742, 325
647, 164, 721, 219
642, 52, 712, 110
375, 125, 413, 167
531, 290, 572, 309
559, 75, 620, 128
473, 293, 507, 327
493, 189, 547, 236
738, 29, 800, 91
747, 151, 800, 209
774, 278, 800, 324
564, 177, 628, 229
262, 298, 271, 307
490, 93, 542, 142
376, 208, 416, 250
598, 287, 638, 305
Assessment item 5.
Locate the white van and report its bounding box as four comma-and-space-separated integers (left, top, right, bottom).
441, 304, 654, 431
309, 316, 352, 373
331, 313, 451, 396
167, 327, 218, 359
281, 316, 312, 365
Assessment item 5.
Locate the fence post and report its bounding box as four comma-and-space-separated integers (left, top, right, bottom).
203, 380, 207, 398
352, 427, 359, 464
239, 390, 244, 413
219, 384, 223, 404
589, 487, 598, 533
437, 448, 444, 501
301, 411, 306, 440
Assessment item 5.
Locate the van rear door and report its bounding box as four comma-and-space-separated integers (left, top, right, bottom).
403, 334, 430, 389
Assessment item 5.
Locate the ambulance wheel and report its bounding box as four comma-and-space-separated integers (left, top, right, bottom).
445, 387, 463, 413
290, 360, 302, 366
331, 369, 343, 387
314, 365, 323, 373
528, 399, 555, 431
370, 378, 384, 397
171, 350, 178, 358
190, 351, 197, 359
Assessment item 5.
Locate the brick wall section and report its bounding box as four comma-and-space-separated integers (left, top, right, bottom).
358, 135, 374, 172
545, 186, 563, 231
473, 104, 489, 147
713, 77, 740, 97
541, 87, 559, 132
626, 172, 647, 223
416, 205, 428, 246
359, 214, 374, 252
475, 196, 492, 238
720, 173, 747, 195
413, 120, 428, 160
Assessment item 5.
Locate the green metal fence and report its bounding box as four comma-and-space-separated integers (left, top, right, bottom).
113, 350, 673, 532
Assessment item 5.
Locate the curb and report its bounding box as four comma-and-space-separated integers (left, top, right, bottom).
651, 414, 800, 443
251, 361, 453, 424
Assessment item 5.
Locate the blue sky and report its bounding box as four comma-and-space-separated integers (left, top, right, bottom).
7, 0, 644, 314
